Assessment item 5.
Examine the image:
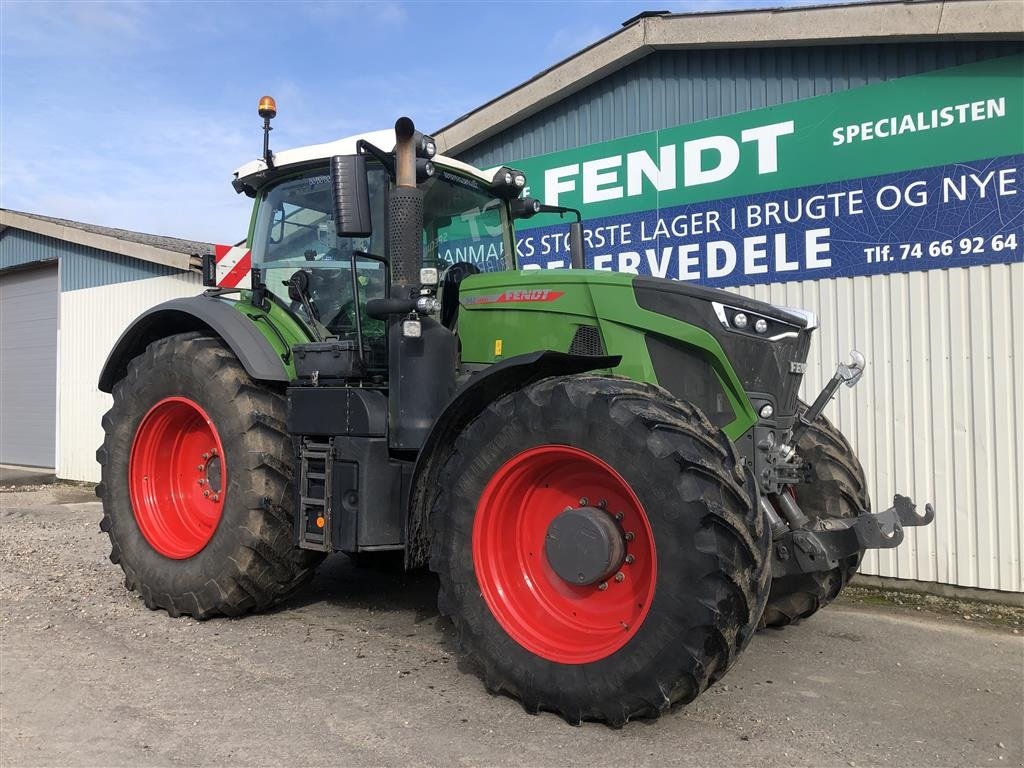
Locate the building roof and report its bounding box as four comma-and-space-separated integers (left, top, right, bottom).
434, 0, 1024, 156
0, 208, 209, 272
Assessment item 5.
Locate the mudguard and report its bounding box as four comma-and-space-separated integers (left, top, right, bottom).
98, 295, 291, 392
404, 350, 621, 569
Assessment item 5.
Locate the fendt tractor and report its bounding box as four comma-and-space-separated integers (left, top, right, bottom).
97, 98, 934, 725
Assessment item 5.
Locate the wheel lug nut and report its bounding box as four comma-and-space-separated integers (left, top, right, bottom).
203, 490, 210, 497
196, 464, 205, 471
578, 497, 589, 507
197, 479, 206, 486
598, 499, 607, 509
625, 554, 635, 564
614, 512, 624, 521
598, 581, 608, 591
625, 531, 635, 541
201, 452, 210, 460
614, 572, 625, 583
211, 494, 220, 502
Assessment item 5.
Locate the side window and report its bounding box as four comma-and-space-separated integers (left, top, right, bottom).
423, 176, 509, 273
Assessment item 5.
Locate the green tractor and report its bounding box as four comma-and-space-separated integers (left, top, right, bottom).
97, 102, 933, 725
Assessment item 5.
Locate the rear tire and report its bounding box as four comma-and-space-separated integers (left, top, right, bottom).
96, 332, 323, 619
429, 375, 770, 725
759, 404, 870, 629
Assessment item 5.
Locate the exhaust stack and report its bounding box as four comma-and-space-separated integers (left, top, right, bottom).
389, 117, 424, 293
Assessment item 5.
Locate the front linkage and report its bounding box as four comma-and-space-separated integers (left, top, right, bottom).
775, 495, 936, 578
758, 350, 936, 580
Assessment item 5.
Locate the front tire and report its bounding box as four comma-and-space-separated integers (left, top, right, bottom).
429, 375, 770, 726
97, 332, 323, 619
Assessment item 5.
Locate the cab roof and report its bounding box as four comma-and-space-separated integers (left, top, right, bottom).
232, 129, 501, 191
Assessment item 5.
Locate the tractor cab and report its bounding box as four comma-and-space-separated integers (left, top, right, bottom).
231, 126, 529, 349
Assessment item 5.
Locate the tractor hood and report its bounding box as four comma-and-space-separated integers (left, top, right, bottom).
633, 277, 814, 419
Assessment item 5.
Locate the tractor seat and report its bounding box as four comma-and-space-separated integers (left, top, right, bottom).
439, 261, 480, 328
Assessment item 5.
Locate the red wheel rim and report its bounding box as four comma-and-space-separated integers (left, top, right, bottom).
472, 445, 657, 664
129, 397, 226, 559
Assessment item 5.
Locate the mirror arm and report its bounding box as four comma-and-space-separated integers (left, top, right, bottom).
537, 203, 582, 223
356, 139, 396, 178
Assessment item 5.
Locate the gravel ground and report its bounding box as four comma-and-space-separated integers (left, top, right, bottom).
2, 486, 1022, 768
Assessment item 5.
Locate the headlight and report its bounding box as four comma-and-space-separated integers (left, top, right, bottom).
415, 296, 441, 314
733, 312, 748, 329
491, 167, 528, 199
413, 131, 436, 158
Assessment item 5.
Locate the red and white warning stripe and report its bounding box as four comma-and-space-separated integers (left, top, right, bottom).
213, 244, 252, 289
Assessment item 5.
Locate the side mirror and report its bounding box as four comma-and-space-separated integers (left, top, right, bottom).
330, 154, 372, 238
568, 221, 586, 269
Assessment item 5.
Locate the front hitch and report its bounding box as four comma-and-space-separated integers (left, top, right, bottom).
774, 495, 936, 578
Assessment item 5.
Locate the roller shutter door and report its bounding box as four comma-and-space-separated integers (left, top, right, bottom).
0, 265, 58, 468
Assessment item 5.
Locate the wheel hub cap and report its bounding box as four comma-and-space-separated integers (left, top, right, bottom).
544, 506, 625, 586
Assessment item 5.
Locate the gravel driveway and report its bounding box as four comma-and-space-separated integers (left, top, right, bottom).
2, 487, 1021, 767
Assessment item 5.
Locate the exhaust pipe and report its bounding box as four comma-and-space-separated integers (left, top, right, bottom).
389, 117, 424, 294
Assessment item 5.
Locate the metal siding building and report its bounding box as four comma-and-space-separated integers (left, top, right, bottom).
439, 2, 1024, 594
0, 211, 205, 481
461, 42, 1024, 169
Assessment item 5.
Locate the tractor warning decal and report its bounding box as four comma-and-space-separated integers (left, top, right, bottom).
213, 245, 252, 289
462, 289, 565, 306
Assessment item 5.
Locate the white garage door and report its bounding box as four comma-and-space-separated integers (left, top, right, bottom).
0, 265, 58, 468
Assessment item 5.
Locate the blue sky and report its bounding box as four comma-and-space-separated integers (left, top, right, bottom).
1, 0, 859, 244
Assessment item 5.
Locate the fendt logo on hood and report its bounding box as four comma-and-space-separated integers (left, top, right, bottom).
463, 289, 565, 306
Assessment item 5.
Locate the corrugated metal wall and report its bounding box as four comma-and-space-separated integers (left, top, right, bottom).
0, 228, 184, 290
457, 41, 1024, 593
732, 263, 1023, 593
58, 272, 202, 482
460, 42, 1024, 169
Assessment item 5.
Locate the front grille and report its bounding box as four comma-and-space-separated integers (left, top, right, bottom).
569, 325, 605, 356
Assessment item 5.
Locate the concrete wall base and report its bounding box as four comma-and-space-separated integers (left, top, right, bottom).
852, 574, 1024, 608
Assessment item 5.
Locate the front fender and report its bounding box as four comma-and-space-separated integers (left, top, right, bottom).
404, 350, 620, 569
98, 295, 301, 392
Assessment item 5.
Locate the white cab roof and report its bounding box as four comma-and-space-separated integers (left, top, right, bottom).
232, 129, 501, 187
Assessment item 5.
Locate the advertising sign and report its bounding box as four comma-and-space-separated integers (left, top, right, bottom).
445, 55, 1023, 286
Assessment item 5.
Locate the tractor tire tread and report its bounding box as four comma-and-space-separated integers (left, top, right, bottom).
97, 332, 323, 620
429, 374, 770, 726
